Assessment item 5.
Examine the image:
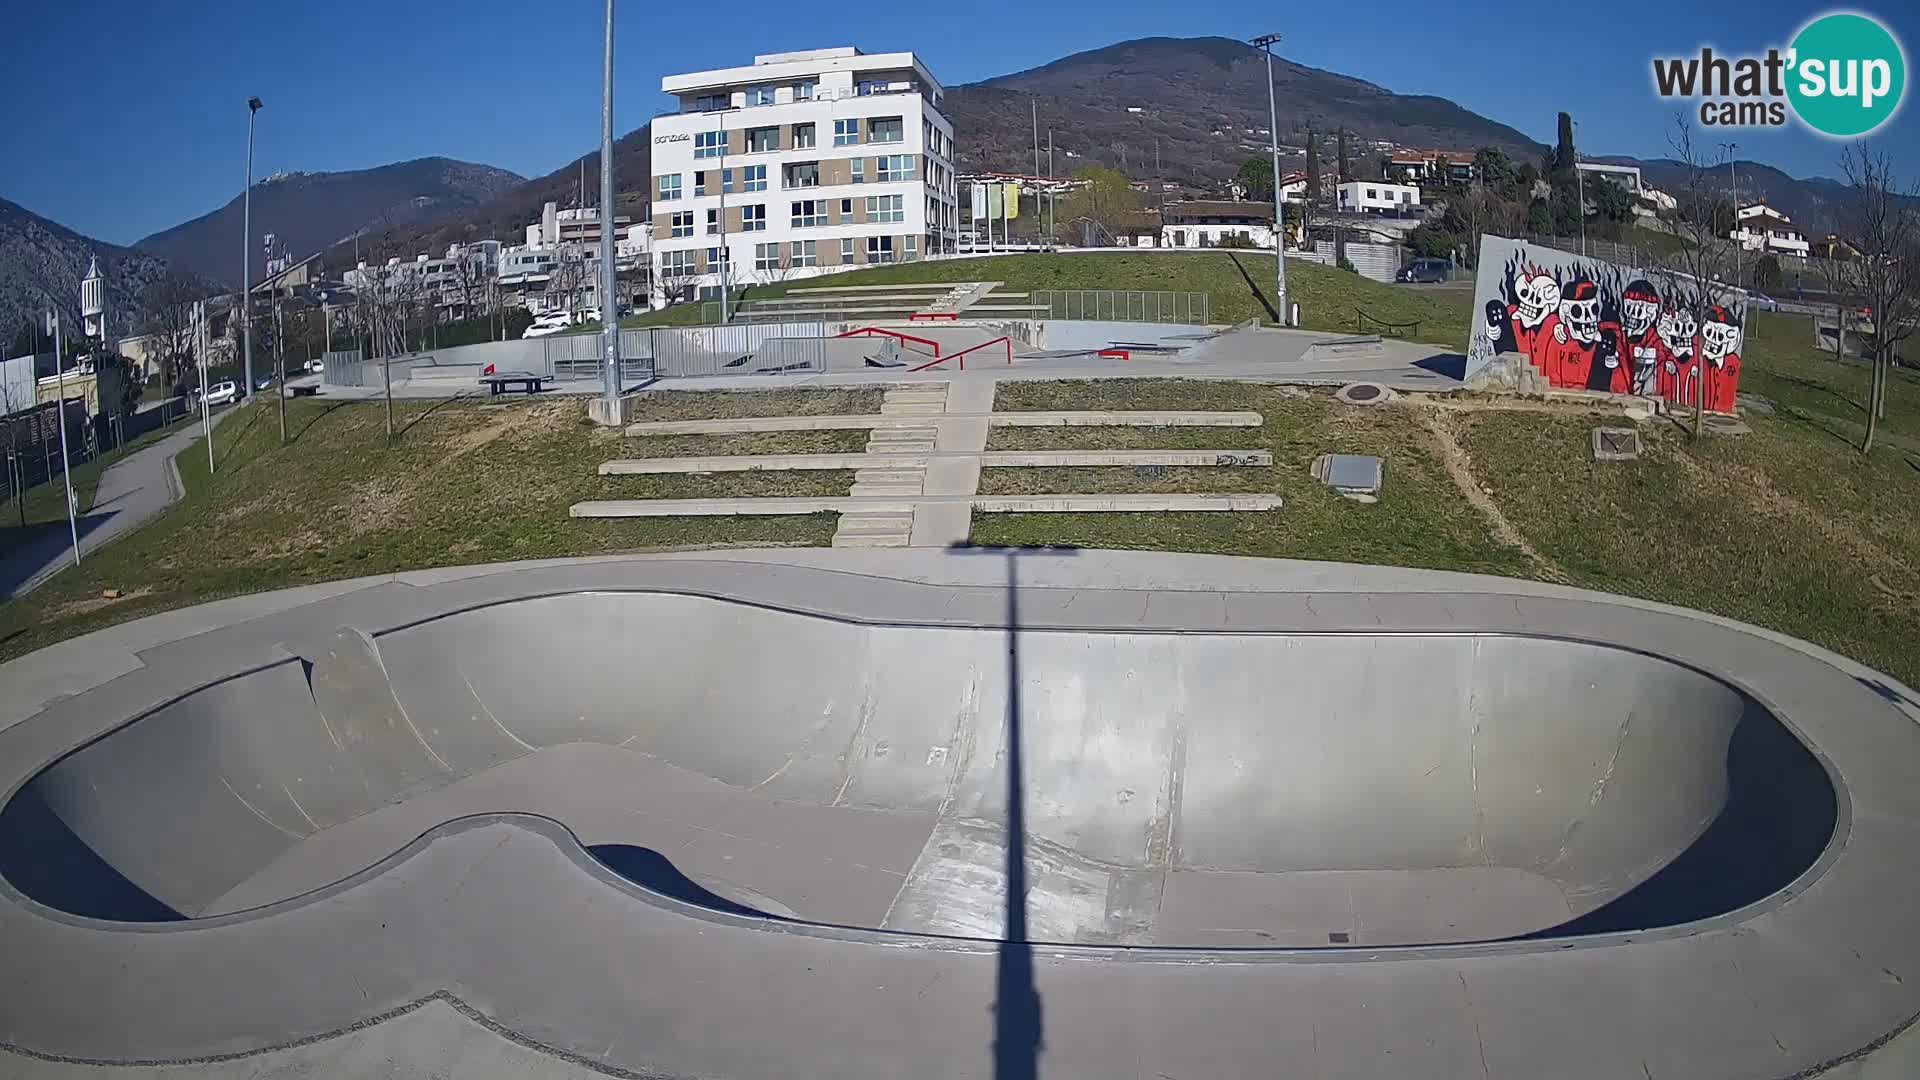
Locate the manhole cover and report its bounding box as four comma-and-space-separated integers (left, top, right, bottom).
1334, 382, 1394, 407
1346, 384, 1381, 401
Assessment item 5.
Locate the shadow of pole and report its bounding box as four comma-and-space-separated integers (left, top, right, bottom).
1226, 251, 1281, 324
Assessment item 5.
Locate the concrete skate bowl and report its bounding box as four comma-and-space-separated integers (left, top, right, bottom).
0, 592, 1837, 949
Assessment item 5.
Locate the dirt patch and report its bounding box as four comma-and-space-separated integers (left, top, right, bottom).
443, 401, 579, 458
343, 474, 414, 534
46, 586, 154, 620
1417, 405, 1568, 582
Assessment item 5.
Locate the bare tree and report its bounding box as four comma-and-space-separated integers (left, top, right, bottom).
1649, 117, 1741, 439
138, 275, 202, 391
1833, 145, 1920, 453
1816, 251, 1857, 363
654, 258, 697, 309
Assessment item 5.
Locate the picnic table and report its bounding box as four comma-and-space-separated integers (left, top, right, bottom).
480, 371, 548, 396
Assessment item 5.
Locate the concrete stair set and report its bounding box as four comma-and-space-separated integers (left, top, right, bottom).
839, 387, 947, 547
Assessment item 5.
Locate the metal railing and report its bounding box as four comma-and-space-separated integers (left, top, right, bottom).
650, 321, 829, 377
1030, 290, 1210, 324
1355, 310, 1422, 339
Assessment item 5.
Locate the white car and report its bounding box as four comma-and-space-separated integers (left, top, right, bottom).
304, 358, 324, 374
521, 313, 572, 339
202, 380, 238, 407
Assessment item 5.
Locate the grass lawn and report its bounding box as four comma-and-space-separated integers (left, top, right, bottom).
1736, 309, 1920, 448
0, 391, 870, 662
623, 253, 1472, 350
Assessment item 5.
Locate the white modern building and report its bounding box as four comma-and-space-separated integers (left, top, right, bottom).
1161, 201, 1278, 249
1732, 202, 1811, 257
1337, 182, 1421, 214
648, 47, 960, 305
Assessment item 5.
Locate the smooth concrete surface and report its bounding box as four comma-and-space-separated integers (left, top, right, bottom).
601, 449, 1274, 473
625, 409, 1265, 436
0, 551, 1915, 1080
570, 494, 1284, 517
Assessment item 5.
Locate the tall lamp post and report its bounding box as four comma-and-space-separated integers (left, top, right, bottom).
1250, 33, 1290, 326
242, 96, 262, 399
599, 0, 621, 410
1721, 142, 1741, 287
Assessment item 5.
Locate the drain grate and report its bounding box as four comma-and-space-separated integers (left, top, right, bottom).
1133, 464, 1170, 480
1328, 931, 1351, 944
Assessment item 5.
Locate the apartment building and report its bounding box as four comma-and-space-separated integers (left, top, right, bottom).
1732, 202, 1811, 258
649, 47, 960, 305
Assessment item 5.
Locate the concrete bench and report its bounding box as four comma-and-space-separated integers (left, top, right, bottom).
480, 372, 548, 396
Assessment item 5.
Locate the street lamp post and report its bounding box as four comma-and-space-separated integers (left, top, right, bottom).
1722, 142, 1741, 287
1250, 33, 1290, 326
599, 0, 621, 411
47, 310, 79, 567
242, 96, 262, 399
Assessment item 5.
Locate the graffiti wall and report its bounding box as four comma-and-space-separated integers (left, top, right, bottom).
1466, 236, 1745, 411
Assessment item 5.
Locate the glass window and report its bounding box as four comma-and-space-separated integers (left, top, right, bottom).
694, 171, 707, 197
790, 239, 817, 267
793, 123, 816, 149
840, 198, 853, 219
657, 174, 681, 201
857, 79, 888, 96
692, 94, 729, 112
869, 117, 903, 144
706, 209, 720, 235
746, 127, 778, 153
851, 158, 864, 184
841, 237, 854, 261
694, 130, 726, 159
795, 80, 816, 101
904, 235, 918, 261
742, 164, 767, 192
867, 235, 895, 263
670, 212, 693, 238
878, 154, 913, 182
747, 86, 775, 106
722, 168, 733, 194
754, 242, 781, 271
661, 249, 695, 273
791, 200, 825, 228
741, 204, 766, 231
706, 246, 730, 267
866, 194, 903, 223
784, 162, 819, 188
833, 119, 858, 146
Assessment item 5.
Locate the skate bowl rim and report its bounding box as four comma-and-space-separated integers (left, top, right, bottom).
0, 550, 1914, 1080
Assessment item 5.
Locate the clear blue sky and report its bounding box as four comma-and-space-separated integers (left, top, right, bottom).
4, 0, 1914, 245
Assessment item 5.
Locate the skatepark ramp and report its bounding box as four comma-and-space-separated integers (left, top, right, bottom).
0, 593, 1834, 947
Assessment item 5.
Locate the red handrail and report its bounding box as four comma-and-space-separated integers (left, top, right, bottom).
835, 325, 939, 357
909, 336, 1012, 372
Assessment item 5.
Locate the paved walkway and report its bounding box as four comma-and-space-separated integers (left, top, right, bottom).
4, 412, 225, 599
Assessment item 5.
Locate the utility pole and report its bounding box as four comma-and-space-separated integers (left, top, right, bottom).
718, 119, 731, 320
1250, 33, 1290, 325
195, 301, 213, 475
275, 295, 287, 444
47, 310, 79, 566
1047, 130, 1055, 247
599, 0, 621, 409
242, 96, 262, 399
1031, 98, 1040, 179
1722, 142, 1741, 287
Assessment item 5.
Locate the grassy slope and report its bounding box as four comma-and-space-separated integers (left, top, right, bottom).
625, 253, 1473, 350
0, 414, 197, 544
0, 392, 880, 662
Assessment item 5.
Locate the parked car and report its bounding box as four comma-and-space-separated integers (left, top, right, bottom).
521, 312, 573, 339
304, 358, 325, 374
1396, 258, 1452, 284
202, 380, 238, 407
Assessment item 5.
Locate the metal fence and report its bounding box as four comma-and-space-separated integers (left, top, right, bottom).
650, 322, 828, 377
1030, 290, 1210, 324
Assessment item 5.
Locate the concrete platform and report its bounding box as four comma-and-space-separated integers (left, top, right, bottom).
0, 551, 1916, 1078
625, 410, 1265, 436
599, 449, 1275, 474
570, 494, 1284, 517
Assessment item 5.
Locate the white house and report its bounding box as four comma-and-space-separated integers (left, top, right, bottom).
1337, 181, 1420, 214
1732, 203, 1811, 257
1160, 201, 1278, 249
648, 46, 960, 305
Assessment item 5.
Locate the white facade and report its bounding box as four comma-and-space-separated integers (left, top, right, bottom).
649, 47, 960, 306
1337, 182, 1421, 214
1732, 203, 1810, 257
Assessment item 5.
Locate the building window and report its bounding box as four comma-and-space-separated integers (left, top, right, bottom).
694, 171, 707, 197
747, 86, 775, 106
784, 162, 819, 188
793, 123, 816, 149
742, 164, 767, 192
706, 209, 720, 235
692, 94, 729, 112
694, 130, 726, 159
840, 198, 854, 220
851, 158, 864, 184
869, 117, 903, 144
754, 242, 781, 272
707, 246, 731, 268
877, 154, 913, 181
746, 126, 778, 153
670, 211, 694, 238
792, 200, 825, 228
857, 79, 889, 96
741, 204, 766, 231
722, 168, 733, 193
905, 235, 918, 261
795, 80, 816, 101
866, 194, 904, 223
841, 237, 855, 261
790, 239, 817, 267
867, 235, 896, 263
833, 119, 858, 146
657, 174, 682, 201
660, 249, 695, 274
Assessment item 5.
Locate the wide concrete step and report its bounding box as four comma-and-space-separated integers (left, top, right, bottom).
853, 468, 928, 484
882, 388, 949, 402
879, 403, 946, 415
834, 512, 916, 534
600, 454, 928, 474
597, 450, 1270, 477
571, 494, 1283, 517
625, 411, 1264, 437
832, 532, 912, 548
850, 482, 924, 497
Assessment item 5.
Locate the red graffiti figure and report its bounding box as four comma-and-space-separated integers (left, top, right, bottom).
1540, 281, 1602, 388
1656, 308, 1699, 405
1484, 270, 1562, 372
1614, 280, 1666, 396
1699, 305, 1743, 412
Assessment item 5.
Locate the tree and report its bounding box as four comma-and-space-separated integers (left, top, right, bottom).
1525, 198, 1552, 235
1550, 112, 1577, 180
1062, 165, 1142, 240
1336, 129, 1350, 185
1753, 254, 1783, 291
137, 275, 202, 390
1407, 223, 1456, 259
1303, 127, 1321, 246
1650, 117, 1741, 439
1234, 157, 1274, 202
1474, 148, 1520, 199
1833, 145, 1920, 453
